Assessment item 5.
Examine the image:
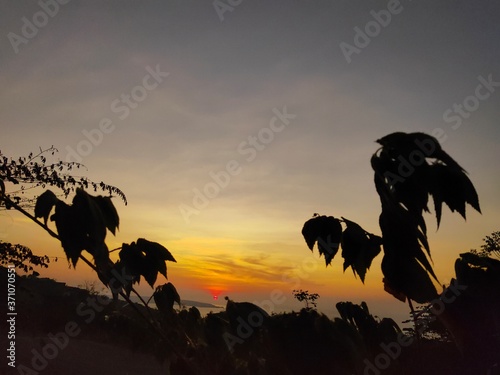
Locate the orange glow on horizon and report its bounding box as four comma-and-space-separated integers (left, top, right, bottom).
1, 190, 492, 311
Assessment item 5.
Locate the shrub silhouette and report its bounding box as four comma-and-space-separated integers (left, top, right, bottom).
2, 139, 497, 374
300, 132, 500, 373
302, 132, 481, 303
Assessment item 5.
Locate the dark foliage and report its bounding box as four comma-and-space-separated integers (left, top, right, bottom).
373, 132, 481, 303
292, 289, 320, 309
302, 132, 481, 304
0, 241, 50, 275
302, 214, 382, 283
471, 231, 500, 260
302, 214, 342, 265
154, 282, 181, 315
116, 238, 177, 295
0, 146, 127, 208
34, 188, 119, 269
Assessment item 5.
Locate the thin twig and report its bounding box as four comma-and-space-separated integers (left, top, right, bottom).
408, 298, 420, 341
1, 194, 206, 374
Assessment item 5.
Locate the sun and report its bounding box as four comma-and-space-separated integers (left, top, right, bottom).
207, 287, 225, 301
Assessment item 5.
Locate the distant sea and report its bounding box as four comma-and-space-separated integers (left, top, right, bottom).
122, 295, 411, 326
124, 295, 224, 316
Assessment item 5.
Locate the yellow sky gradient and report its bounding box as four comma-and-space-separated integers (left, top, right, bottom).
1, 182, 489, 321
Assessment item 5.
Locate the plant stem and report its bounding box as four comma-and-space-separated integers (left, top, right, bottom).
1, 195, 205, 372
408, 298, 420, 341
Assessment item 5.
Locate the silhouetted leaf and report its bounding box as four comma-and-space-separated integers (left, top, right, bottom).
382, 255, 438, 304
137, 238, 176, 262
429, 164, 481, 227
302, 215, 342, 266
93, 196, 120, 235
72, 188, 107, 250
118, 239, 176, 289
378, 203, 439, 303
154, 282, 181, 315
340, 218, 382, 283
48, 189, 115, 267
94, 243, 112, 286
52, 201, 86, 267
137, 238, 176, 280
336, 301, 380, 347
143, 264, 159, 287
376, 132, 464, 172
119, 242, 143, 281
379, 207, 437, 282
112, 260, 139, 298
225, 297, 269, 332
34, 190, 60, 225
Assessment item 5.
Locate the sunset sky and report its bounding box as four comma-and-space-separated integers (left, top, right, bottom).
1, 1, 499, 322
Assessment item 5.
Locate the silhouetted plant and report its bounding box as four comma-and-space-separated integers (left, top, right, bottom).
77, 280, 104, 296
153, 282, 181, 315
292, 289, 320, 310
0, 241, 50, 275
402, 304, 452, 342
302, 132, 481, 304
0, 146, 126, 208
0, 147, 199, 373
471, 231, 500, 260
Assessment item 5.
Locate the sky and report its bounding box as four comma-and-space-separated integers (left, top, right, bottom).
1, 0, 499, 322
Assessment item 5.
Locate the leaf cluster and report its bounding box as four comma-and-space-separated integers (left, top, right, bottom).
372, 132, 481, 303
34, 188, 119, 267
301, 214, 381, 283
472, 231, 500, 259
153, 282, 181, 315
0, 241, 51, 275
373, 132, 480, 227
292, 289, 320, 309
336, 301, 401, 348
0, 146, 127, 209
116, 238, 177, 296
301, 132, 482, 304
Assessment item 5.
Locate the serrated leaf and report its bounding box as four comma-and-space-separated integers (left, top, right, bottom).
118, 242, 143, 279
341, 218, 382, 283
154, 282, 181, 314
52, 201, 86, 267
137, 238, 176, 262
137, 238, 176, 280
93, 196, 119, 235
302, 215, 342, 266
429, 164, 481, 227
382, 255, 438, 304
72, 188, 107, 249
118, 239, 176, 289
35, 190, 60, 225
94, 243, 112, 286
143, 264, 158, 288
